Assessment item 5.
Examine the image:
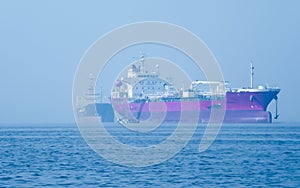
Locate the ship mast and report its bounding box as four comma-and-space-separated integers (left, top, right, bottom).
140, 54, 145, 74
250, 61, 254, 88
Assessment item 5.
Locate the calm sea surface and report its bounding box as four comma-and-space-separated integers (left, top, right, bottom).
1, 123, 299, 187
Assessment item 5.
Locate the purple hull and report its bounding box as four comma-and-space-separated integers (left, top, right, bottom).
112, 89, 280, 123
128, 110, 272, 123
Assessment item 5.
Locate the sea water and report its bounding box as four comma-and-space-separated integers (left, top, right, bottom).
1, 123, 299, 187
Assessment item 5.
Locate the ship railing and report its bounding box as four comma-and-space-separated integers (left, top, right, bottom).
230, 85, 280, 92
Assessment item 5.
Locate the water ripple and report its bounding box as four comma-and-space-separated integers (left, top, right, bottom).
0, 123, 299, 187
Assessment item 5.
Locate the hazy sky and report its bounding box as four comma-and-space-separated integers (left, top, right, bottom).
1, 0, 299, 123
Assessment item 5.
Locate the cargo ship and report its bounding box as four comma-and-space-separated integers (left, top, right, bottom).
76, 58, 280, 124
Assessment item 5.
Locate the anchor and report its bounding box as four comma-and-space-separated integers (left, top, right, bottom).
274, 96, 279, 119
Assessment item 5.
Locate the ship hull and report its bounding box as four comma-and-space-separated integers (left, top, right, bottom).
77, 89, 280, 124
127, 110, 272, 123
110, 89, 279, 124
86, 106, 272, 124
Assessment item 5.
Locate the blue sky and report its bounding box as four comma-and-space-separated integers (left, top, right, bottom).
0, 0, 299, 123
